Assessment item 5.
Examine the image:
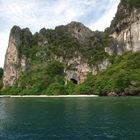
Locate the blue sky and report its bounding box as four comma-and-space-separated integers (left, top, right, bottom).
0, 0, 120, 67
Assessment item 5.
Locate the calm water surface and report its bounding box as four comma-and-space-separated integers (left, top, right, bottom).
0, 97, 140, 140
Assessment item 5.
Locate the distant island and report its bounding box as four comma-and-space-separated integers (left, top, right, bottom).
0, 0, 140, 96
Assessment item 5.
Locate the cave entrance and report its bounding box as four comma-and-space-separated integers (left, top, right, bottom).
70, 78, 78, 84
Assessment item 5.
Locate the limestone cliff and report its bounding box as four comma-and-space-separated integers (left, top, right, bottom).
67, 21, 94, 43
3, 26, 32, 87
106, 0, 140, 54
111, 9, 140, 52
3, 22, 111, 87
2, 0, 140, 91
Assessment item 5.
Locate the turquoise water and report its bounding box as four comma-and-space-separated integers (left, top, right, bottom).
0, 97, 140, 140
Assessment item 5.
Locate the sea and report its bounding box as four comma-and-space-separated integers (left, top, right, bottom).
0, 97, 140, 140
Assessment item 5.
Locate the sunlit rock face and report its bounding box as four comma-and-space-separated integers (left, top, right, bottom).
64, 57, 111, 84
64, 57, 92, 84
3, 22, 112, 87
3, 26, 32, 87
67, 21, 94, 44
109, 4, 140, 54
3, 26, 21, 87
3, 0, 140, 87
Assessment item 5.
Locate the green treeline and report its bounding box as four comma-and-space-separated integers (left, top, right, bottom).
1, 52, 140, 95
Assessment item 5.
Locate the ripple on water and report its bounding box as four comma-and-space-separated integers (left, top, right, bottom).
0, 97, 139, 140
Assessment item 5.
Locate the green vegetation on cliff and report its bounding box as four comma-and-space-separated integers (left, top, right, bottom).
1, 52, 140, 95
21, 25, 108, 65
1, 61, 65, 95
110, 0, 140, 33
122, 0, 140, 8
1, 21, 140, 95
1, 0, 140, 95
65, 52, 140, 95
91, 52, 140, 95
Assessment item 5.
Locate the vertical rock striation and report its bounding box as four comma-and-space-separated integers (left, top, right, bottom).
3, 26, 22, 87
111, 9, 140, 52
107, 2, 140, 54
3, 0, 140, 87
3, 26, 32, 87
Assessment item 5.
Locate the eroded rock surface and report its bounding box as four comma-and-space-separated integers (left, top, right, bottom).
108, 4, 140, 54
3, 26, 32, 87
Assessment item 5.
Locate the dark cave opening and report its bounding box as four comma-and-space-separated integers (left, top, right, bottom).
70, 78, 78, 84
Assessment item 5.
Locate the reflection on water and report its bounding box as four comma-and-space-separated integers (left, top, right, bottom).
0, 97, 140, 140
0, 98, 16, 135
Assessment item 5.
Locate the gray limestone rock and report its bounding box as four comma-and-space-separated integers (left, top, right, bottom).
3, 26, 32, 87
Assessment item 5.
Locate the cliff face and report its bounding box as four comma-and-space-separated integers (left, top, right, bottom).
3, 26, 32, 87
67, 21, 94, 43
2, 0, 140, 94
3, 22, 111, 87
111, 9, 140, 52
3, 26, 21, 86
107, 1, 140, 54
64, 57, 111, 84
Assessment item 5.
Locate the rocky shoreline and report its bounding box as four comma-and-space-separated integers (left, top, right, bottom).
100, 91, 140, 96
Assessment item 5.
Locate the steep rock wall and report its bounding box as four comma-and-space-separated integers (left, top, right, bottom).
3, 26, 22, 87
3, 26, 32, 87
64, 57, 111, 84
67, 21, 94, 43
2, 23, 112, 87
111, 9, 140, 52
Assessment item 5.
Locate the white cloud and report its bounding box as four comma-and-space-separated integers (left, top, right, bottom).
0, 32, 9, 67
89, 0, 120, 31
0, 0, 120, 67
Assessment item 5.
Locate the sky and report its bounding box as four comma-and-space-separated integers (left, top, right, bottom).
0, 0, 120, 68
